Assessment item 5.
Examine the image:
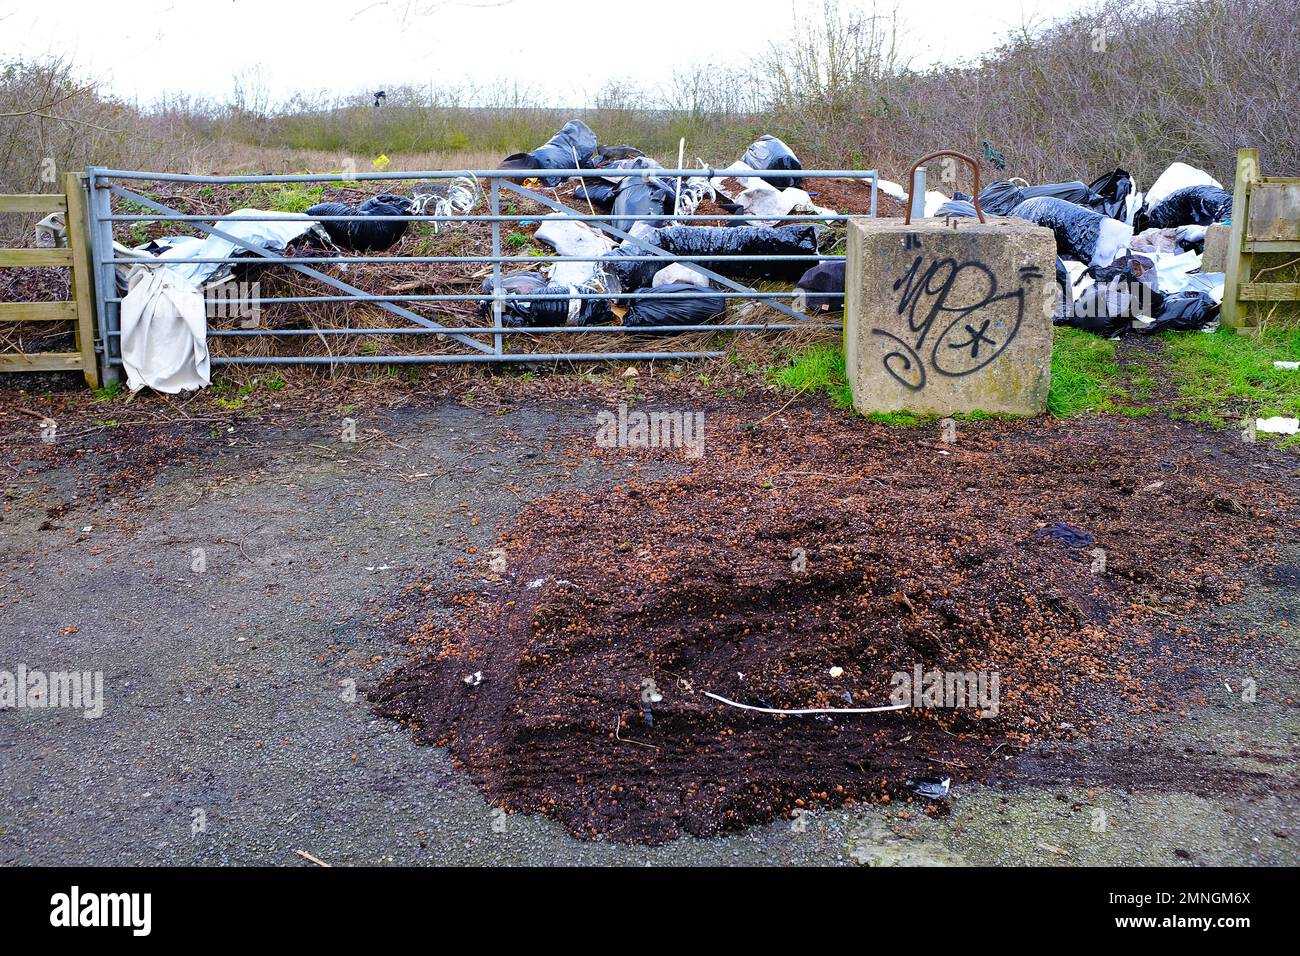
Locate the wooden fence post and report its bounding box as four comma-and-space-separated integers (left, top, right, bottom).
1221, 148, 1257, 330
64, 171, 100, 388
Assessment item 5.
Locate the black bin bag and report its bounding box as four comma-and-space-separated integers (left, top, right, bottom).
1051, 257, 1073, 325
1137, 185, 1233, 231
477, 272, 556, 327
574, 180, 618, 207
600, 224, 819, 292
978, 179, 1098, 217
601, 246, 662, 295
477, 272, 613, 327
623, 284, 727, 330
1068, 279, 1135, 337
1009, 196, 1106, 263
741, 135, 803, 188
306, 194, 413, 252
795, 261, 846, 313
1137, 291, 1220, 334
611, 177, 676, 231
1086, 168, 1133, 220
935, 198, 979, 218
637, 224, 819, 281
499, 120, 600, 188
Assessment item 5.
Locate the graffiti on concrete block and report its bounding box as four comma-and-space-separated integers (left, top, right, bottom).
871, 248, 1038, 391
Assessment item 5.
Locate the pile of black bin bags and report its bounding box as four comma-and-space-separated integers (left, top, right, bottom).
907, 163, 1231, 336
476, 126, 820, 330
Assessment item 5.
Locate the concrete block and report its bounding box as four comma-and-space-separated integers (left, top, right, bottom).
845, 217, 1058, 417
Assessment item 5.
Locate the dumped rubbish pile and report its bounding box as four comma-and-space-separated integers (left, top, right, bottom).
104, 121, 862, 391
939, 160, 1231, 336
101, 117, 1245, 393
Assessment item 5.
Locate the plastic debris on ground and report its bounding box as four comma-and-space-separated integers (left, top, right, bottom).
1032, 521, 1094, 553
1256, 417, 1300, 435
904, 776, 951, 800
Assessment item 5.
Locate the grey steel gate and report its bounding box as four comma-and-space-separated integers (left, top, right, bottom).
85, 165, 879, 382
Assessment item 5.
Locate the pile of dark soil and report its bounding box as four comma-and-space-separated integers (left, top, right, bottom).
372, 407, 1296, 843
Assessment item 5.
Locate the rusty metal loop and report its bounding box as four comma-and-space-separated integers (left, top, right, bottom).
904, 150, 985, 224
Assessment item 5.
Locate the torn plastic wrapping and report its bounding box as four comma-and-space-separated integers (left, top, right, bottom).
623, 283, 727, 329
499, 119, 600, 187
135, 210, 320, 288
733, 181, 830, 225
1010, 196, 1132, 266
305, 195, 412, 252
740, 135, 803, 188
1085, 168, 1134, 220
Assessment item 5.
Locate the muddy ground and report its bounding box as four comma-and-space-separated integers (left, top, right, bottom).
0, 378, 1297, 865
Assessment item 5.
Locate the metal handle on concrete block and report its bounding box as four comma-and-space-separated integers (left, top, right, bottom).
904, 151, 985, 225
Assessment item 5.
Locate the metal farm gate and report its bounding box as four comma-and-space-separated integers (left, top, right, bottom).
84, 165, 880, 382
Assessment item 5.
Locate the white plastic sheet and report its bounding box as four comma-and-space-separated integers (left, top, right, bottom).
535, 217, 614, 285
144, 209, 317, 287
120, 269, 210, 394
117, 209, 318, 392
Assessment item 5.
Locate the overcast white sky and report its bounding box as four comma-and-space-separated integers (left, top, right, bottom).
1, 0, 1096, 107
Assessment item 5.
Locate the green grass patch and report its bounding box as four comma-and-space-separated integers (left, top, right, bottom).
249, 182, 326, 214
1160, 325, 1300, 431
770, 343, 853, 408
1047, 326, 1130, 417
92, 381, 123, 403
